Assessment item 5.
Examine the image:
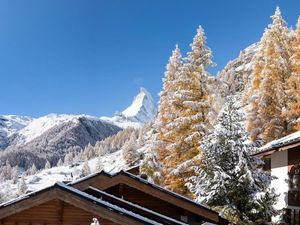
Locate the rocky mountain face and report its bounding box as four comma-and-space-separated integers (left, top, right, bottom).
215, 43, 259, 98
101, 87, 157, 128
0, 114, 121, 169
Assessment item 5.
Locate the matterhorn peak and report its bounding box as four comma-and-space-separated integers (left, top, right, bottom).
121, 87, 156, 123
101, 87, 157, 128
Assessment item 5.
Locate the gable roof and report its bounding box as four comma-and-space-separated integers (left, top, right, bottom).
0, 182, 182, 225
253, 130, 300, 157
85, 186, 187, 225
70, 170, 227, 224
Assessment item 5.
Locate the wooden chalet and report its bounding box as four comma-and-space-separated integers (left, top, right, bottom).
0, 168, 228, 225
254, 131, 300, 224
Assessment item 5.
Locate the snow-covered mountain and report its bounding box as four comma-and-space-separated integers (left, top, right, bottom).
101, 87, 157, 128
1, 114, 121, 169
0, 115, 33, 150
12, 114, 93, 146
0, 87, 156, 170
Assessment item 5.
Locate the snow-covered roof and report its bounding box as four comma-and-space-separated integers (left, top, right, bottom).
86, 186, 187, 225
255, 130, 300, 155
0, 182, 177, 225
70, 169, 213, 212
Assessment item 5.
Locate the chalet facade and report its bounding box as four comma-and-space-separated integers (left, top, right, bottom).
254, 131, 300, 224
0, 168, 228, 225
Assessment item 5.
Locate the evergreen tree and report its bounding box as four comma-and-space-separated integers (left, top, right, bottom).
11, 166, 19, 184
57, 158, 63, 167
247, 7, 292, 142
5, 160, 12, 180
64, 152, 74, 166
83, 143, 95, 160
28, 163, 37, 175
18, 175, 28, 196
96, 157, 104, 172
187, 96, 278, 224
139, 123, 164, 184
122, 133, 139, 167
162, 26, 214, 195
286, 17, 300, 131
80, 159, 91, 178
154, 44, 183, 163
45, 160, 51, 169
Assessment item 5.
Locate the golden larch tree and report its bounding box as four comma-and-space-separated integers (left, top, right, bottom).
286, 17, 300, 131
161, 26, 214, 195
247, 7, 291, 143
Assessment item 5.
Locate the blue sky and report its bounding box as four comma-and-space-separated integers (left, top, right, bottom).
0, 0, 299, 117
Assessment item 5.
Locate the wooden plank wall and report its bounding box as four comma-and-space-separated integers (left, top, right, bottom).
0, 200, 118, 225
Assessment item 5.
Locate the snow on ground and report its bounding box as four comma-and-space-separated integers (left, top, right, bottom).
0, 149, 127, 200
260, 130, 300, 151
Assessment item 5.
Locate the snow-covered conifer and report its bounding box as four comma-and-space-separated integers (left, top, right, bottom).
18, 175, 28, 196
83, 143, 94, 160
45, 160, 51, 169
96, 157, 104, 172
154, 44, 182, 160
11, 166, 19, 184
162, 26, 214, 195
140, 123, 163, 184
64, 152, 74, 166
247, 7, 292, 142
286, 17, 300, 131
57, 158, 63, 167
28, 163, 37, 175
80, 159, 91, 178
187, 95, 278, 224
122, 133, 139, 167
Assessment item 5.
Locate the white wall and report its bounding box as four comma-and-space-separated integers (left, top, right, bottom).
271, 150, 288, 210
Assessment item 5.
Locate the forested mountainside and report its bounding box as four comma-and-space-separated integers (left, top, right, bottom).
0, 115, 121, 170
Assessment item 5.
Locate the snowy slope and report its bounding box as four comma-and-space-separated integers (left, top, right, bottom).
101, 87, 157, 128
0, 148, 128, 201
1, 114, 121, 170
17, 114, 83, 145
0, 115, 33, 149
